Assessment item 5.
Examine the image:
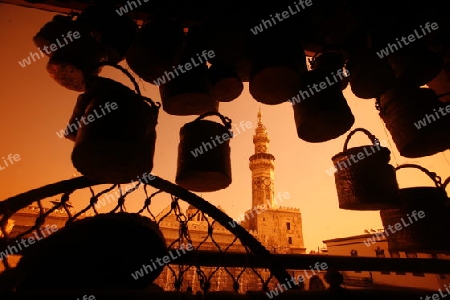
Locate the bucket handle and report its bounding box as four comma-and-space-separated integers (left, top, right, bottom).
88, 62, 161, 109
193, 112, 233, 136
395, 164, 443, 188
443, 176, 450, 191
342, 128, 380, 152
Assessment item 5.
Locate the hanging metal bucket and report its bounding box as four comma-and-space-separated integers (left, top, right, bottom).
126, 17, 184, 84
346, 50, 396, 99
71, 63, 161, 183
64, 92, 95, 142
44, 16, 105, 93
380, 164, 450, 253
176, 112, 233, 192
15, 213, 168, 290
33, 13, 79, 57
308, 4, 359, 46
159, 26, 218, 115
427, 55, 450, 102
332, 128, 400, 210
292, 68, 354, 142
248, 21, 306, 105
159, 62, 218, 115
76, 3, 138, 64
208, 61, 243, 102
378, 81, 450, 158
202, 11, 252, 82
64, 77, 136, 142
310, 51, 349, 90
388, 43, 443, 86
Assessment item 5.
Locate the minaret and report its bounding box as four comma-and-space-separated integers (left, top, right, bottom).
249, 109, 276, 209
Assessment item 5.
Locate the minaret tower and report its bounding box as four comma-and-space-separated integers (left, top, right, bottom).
249, 109, 276, 209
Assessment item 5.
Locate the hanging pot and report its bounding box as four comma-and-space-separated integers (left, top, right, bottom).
76, 3, 138, 64
64, 77, 136, 142
159, 26, 218, 115
125, 16, 184, 84
208, 61, 243, 102
71, 63, 161, 183
202, 11, 252, 82
292, 68, 354, 142
378, 81, 450, 158
15, 213, 168, 290
176, 112, 233, 192
64, 92, 95, 142
427, 55, 450, 102
33, 13, 79, 57
310, 51, 349, 90
388, 43, 443, 86
346, 50, 396, 99
380, 164, 450, 253
331, 128, 400, 210
308, 4, 359, 47
45, 17, 105, 93
248, 18, 306, 105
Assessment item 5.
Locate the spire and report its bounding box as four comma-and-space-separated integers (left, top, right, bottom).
253, 109, 270, 153
249, 109, 276, 218
257, 107, 262, 124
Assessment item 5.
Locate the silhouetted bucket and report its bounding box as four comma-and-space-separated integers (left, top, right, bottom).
33, 13, 78, 57
388, 44, 443, 86
76, 3, 138, 64
208, 62, 243, 102
202, 11, 252, 82
126, 17, 184, 83
72, 63, 160, 183
46, 26, 105, 92
346, 50, 396, 99
15, 213, 168, 290
310, 51, 349, 90
65, 92, 95, 142
159, 62, 218, 115
159, 26, 218, 115
332, 128, 400, 210
65, 77, 135, 142
427, 56, 450, 102
292, 68, 354, 142
249, 29, 306, 105
378, 82, 450, 158
309, 5, 359, 46
380, 164, 450, 253
176, 112, 233, 192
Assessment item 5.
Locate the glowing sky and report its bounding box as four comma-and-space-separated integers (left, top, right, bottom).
1, 3, 449, 252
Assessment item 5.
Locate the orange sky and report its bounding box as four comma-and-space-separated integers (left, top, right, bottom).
1, 4, 450, 252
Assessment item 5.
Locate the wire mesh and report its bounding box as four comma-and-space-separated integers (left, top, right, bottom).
0, 176, 288, 293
